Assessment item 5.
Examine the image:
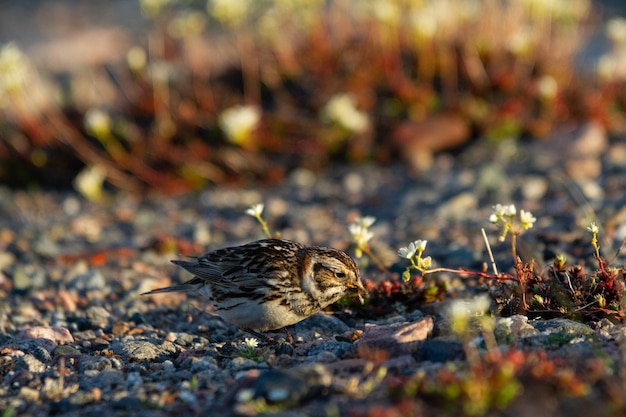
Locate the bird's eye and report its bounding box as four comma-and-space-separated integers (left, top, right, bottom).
334, 271, 346, 279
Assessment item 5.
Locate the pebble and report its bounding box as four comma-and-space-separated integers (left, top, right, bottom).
70, 270, 107, 292
18, 354, 47, 373
111, 339, 178, 361
356, 316, 434, 356
53, 345, 82, 357
246, 364, 332, 405
86, 306, 111, 328
12, 265, 47, 291
307, 341, 354, 362
79, 356, 123, 372
17, 326, 74, 344
416, 338, 466, 362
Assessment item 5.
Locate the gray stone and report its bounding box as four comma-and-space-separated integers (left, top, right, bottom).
111, 338, 178, 361
246, 364, 332, 406
86, 306, 111, 328
307, 341, 354, 362
18, 354, 46, 373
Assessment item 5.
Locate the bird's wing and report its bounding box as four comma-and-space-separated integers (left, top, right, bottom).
149, 239, 300, 294
170, 259, 240, 288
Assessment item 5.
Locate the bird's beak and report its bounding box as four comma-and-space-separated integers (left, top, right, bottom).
349, 280, 368, 304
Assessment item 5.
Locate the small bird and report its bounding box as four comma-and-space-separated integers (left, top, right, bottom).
143, 239, 366, 337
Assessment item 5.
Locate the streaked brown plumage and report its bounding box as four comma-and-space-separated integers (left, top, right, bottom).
143, 239, 365, 333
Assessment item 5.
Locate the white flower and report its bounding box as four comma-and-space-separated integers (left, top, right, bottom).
349, 225, 374, 246
84, 108, 112, 138
587, 222, 599, 234
491, 204, 504, 217
410, 9, 438, 40
537, 75, 558, 99
399, 240, 430, 267
349, 216, 376, 248
606, 17, 626, 45
140, 0, 171, 17
490, 204, 516, 223
358, 216, 376, 228
370, 0, 400, 26
322, 94, 369, 134
74, 165, 106, 202
219, 105, 261, 146
245, 203, 264, 218
210, 0, 250, 28
519, 210, 537, 230
507, 27, 534, 55
127, 46, 147, 72
398, 242, 416, 259
168, 11, 207, 38
413, 240, 427, 252
502, 204, 516, 217
0, 43, 30, 97
243, 337, 259, 349
447, 294, 491, 334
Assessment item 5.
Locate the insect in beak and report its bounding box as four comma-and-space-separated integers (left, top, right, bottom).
349, 281, 368, 304
357, 292, 365, 305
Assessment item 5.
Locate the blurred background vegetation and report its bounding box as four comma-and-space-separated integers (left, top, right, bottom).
0, 0, 625, 197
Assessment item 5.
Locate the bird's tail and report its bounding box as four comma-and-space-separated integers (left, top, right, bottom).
142, 259, 205, 295
141, 283, 196, 295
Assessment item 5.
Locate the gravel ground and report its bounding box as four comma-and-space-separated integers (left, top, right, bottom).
2, 128, 626, 416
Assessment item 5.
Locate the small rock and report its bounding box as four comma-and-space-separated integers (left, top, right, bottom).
0, 251, 15, 274
247, 364, 332, 406
82, 271, 107, 291
437, 192, 478, 221
295, 312, 350, 336
495, 315, 538, 344
273, 342, 294, 356
12, 265, 47, 291
112, 396, 144, 411
56, 289, 78, 312
33, 236, 60, 258
17, 326, 74, 344
188, 357, 219, 374
307, 341, 354, 362
16, 338, 57, 357
112, 321, 131, 336
52, 391, 96, 412
531, 318, 594, 335
520, 176, 549, 201
86, 306, 111, 328
73, 330, 98, 341
522, 318, 595, 348
19, 386, 40, 402
570, 121, 608, 156
356, 316, 434, 357
393, 114, 471, 171
125, 371, 143, 390
416, 338, 465, 362
111, 339, 177, 361
79, 356, 123, 372
85, 369, 125, 390
18, 354, 46, 373
26, 343, 52, 364
606, 142, 626, 167
52, 345, 82, 357
227, 356, 265, 371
